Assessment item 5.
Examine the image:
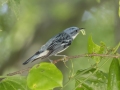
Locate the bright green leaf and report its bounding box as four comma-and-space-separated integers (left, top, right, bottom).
107, 58, 120, 90
27, 63, 63, 90
88, 36, 106, 63
88, 35, 100, 54
88, 36, 100, 63
75, 68, 107, 90
0, 76, 29, 90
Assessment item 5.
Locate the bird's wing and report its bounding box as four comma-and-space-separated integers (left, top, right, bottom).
47, 32, 73, 53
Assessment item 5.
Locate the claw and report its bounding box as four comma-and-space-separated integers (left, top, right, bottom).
62, 56, 68, 62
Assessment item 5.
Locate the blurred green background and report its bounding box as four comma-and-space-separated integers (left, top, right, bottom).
0, 0, 120, 89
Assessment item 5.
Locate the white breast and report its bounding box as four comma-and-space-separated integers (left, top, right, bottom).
72, 33, 79, 39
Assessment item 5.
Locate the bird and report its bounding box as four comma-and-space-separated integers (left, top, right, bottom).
23, 27, 84, 65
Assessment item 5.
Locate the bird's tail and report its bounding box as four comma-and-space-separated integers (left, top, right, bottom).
23, 50, 50, 65
23, 53, 41, 65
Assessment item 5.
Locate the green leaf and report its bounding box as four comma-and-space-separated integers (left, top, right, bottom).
88, 36, 105, 63
75, 68, 107, 90
0, 76, 29, 90
27, 63, 63, 90
107, 58, 120, 90
88, 36, 100, 54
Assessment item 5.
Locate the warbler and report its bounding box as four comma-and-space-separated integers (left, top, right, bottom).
23, 27, 84, 65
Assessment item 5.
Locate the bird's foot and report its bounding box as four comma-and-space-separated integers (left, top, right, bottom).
61, 55, 68, 62
54, 54, 68, 62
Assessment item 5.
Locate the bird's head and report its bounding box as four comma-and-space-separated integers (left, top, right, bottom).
64, 27, 84, 39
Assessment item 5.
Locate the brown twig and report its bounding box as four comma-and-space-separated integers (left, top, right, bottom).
7, 67, 31, 76
6, 53, 120, 76
53, 53, 120, 63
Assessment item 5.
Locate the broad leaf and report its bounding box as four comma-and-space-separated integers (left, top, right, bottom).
0, 76, 28, 90
107, 58, 120, 90
27, 63, 63, 90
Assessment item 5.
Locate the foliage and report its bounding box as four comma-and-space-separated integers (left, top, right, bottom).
0, 76, 29, 90
0, 63, 63, 90
27, 63, 63, 90
0, 36, 119, 90
75, 68, 107, 90
88, 35, 106, 63
107, 58, 120, 90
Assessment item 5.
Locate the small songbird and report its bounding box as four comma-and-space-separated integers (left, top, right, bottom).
23, 27, 84, 65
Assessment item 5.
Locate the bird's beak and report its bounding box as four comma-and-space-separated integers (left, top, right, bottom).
78, 28, 84, 32
79, 28, 85, 30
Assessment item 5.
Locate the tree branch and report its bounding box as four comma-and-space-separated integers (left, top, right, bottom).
6, 53, 120, 76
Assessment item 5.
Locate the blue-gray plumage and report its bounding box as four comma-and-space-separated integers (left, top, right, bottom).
23, 27, 83, 65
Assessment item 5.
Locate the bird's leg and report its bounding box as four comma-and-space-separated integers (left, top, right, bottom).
54, 54, 68, 62
47, 58, 53, 63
